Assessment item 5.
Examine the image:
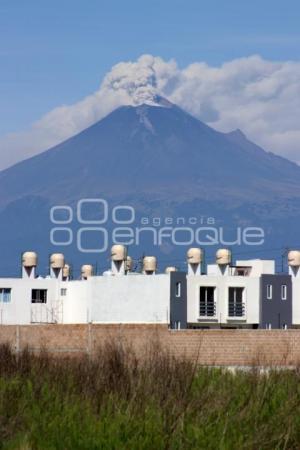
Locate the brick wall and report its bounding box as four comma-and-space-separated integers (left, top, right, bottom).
1, 324, 300, 366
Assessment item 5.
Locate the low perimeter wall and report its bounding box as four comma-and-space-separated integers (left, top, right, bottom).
1, 324, 300, 366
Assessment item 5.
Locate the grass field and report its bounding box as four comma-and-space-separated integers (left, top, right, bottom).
0, 341, 300, 449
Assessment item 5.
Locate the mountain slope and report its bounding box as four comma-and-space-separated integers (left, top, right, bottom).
1, 103, 300, 206
0, 100, 300, 275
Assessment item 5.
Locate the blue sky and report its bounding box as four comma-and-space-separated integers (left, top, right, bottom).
0, 0, 300, 136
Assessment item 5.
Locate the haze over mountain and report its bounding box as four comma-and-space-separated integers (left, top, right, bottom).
0, 96, 300, 275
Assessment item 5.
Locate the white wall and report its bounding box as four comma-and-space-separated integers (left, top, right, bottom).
236, 260, 275, 276
187, 274, 260, 325
292, 279, 300, 324
207, 260, 275, 277
0, 273, 171, 325
0, 278, 31, 324
89, 274, 170, 324
61, 281, 90, 324
0, 277, 60, 324
289, 266, 300, 324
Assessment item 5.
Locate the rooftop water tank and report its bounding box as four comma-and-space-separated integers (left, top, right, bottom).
165, 266, 177, 274
187, 248, 203, 264
62, 264, 71, 278
22, 251, 38, 267
143, 256, 157, 272
216, 249, 231, 265
288, 250, 300, 267
111, 245, 127, 261
50, 253, 65, 269
81, 264, 93, 278
125, 256, 133, 272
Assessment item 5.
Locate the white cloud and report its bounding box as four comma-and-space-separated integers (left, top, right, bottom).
0, 54, 300, 169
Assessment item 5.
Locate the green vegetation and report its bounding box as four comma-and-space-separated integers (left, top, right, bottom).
0, 341, 300, 449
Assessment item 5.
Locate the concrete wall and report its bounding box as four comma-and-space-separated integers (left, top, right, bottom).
187, 275, 260, 326
1, 324, 300, 366
290, 267, 300, 325
170, 272, 187, 329
0, 262, 295, 328
0, 278, 60, 324
62, 281, 89, 324
236, 260, 275, 276
260, 275, 292, 329
0, 274, 171, 325
89, 274, 170, 324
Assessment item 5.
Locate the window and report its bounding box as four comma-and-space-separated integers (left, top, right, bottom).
60, 288, 67, 296
199, 287, 216, 317
266, 284, 272, 299
175, 282, 181, 298
281, 285, 287, 300
0, 288, 11, 303
234, 267, 251, 276
228, 287, 245, 317
31, 289, 47, 304
236, 269, 245, 276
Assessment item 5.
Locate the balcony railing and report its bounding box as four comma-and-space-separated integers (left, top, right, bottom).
199, 302, 216, 317
228, 302, 245, 317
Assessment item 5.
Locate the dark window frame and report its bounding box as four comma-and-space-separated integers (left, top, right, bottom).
175, 282, 181, 298
266, 284, 272, 300
281, 284, 287, 301
199, 286, 216, 317
228, 287, 245, 317
31, 289, 47, 304
0, 288, 12, 303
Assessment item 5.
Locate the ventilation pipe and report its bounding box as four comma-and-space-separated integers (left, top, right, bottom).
288, 250, 300, 278
111, 245, 127, 275
143, 256, 157, 275
22, 251, 37, 279
50, 253, 65, 280
187, 248, 203, 275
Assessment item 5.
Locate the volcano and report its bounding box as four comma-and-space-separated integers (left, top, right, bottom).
0, 98, 300, 275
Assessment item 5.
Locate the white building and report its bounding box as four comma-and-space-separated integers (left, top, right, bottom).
288, 251, 300, 325
0, 247, 178, 326
187, 252, 281, 328
0, 246, 297, 329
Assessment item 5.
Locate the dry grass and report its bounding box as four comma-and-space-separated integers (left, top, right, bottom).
0, 341, 300, 449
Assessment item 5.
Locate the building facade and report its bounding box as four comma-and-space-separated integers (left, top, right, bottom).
0, 246, 298, 329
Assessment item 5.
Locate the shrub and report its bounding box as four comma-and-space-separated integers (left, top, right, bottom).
0, 341, 300, 449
